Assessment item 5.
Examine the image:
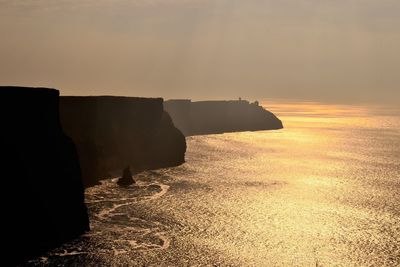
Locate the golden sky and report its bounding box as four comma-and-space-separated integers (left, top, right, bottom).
0, 0, 399, 103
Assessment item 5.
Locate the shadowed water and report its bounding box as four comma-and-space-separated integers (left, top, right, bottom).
25, 102, 400, 266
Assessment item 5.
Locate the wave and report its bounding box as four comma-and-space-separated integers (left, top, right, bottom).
26, 176, 171, 265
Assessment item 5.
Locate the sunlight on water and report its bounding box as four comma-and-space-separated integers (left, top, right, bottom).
166, 101, 400, 266
26, 101, 400, 266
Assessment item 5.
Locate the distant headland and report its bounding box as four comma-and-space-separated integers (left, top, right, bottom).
164, 99, 283, 136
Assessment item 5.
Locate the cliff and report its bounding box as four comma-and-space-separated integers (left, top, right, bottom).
60, 96, 186, 187
1, 87, 89, 265
164, 99, 283, 136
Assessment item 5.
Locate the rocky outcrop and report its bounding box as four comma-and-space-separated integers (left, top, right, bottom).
1, 87, 89, 265
60, 96, 186, 187
164, 99, 283, 136
117, 166, 135, 187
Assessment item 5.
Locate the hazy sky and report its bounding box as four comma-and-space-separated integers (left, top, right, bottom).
1, 0, 399, 103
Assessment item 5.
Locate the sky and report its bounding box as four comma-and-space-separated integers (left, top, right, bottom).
0, 0, 399, 103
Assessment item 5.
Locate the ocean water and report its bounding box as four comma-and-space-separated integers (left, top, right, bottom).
26, 102, 400, 266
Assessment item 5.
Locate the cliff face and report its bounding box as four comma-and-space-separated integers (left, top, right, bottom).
1, 87, 89, 265
60, 96, 186, 187
164, 99, 283, 136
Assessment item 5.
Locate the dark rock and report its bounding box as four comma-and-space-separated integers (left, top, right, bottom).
117, 166, 135, 187
164, 99, 283, 136
60, 96, 186, 188
1, 86, 89, 265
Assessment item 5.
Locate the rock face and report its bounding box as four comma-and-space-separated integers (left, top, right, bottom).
1, 87, 89, 265
164, 99, 283, 136
60, 96, 186, 187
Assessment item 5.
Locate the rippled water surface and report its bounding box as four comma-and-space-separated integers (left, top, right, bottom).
27, 102, 400, 266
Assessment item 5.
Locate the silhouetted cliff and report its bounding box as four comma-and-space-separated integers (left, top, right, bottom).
164, 99, 283, 136
1, 87, 89, 265
60, 96, 186, 187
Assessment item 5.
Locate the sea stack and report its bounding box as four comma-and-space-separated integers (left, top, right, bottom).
117, 166, 135, 186
1, 87, 90, 265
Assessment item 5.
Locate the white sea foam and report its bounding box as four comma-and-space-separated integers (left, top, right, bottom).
53, 250, 87, 257
26, 176, 173, 266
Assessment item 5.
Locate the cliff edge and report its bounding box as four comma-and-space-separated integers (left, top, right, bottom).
60, 96, 186, 187
1, 87, 89, 265
164, 99, 283, 136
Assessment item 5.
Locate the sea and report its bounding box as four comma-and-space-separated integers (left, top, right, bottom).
25, 101, 400, 267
